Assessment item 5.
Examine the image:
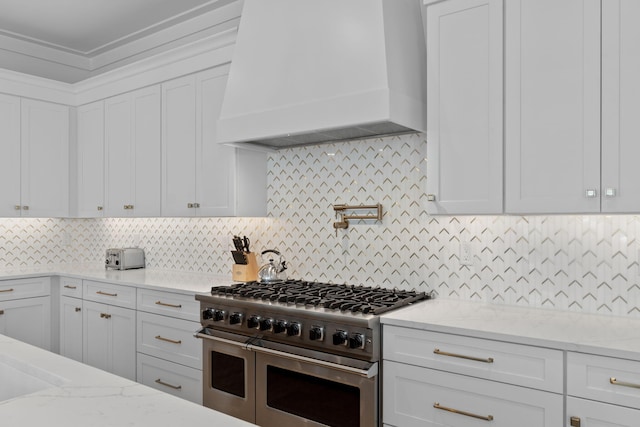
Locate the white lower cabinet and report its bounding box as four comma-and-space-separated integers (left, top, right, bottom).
384, 361, 562, 426
137, 353, 202, 404
0, 277, 51, 350
136, 288, 202, 404
382, 325, 563, 427
59, 295, 83, 362
567, 352, 640, 425
83, 299, 136, 381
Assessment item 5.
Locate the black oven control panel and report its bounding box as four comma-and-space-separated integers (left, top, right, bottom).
200, 303, 376, 360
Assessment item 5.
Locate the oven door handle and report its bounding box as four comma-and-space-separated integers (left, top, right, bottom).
195, 329, 378, 379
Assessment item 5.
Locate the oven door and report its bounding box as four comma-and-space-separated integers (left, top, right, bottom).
198, 328, 256, 423
254, 347, 378, 427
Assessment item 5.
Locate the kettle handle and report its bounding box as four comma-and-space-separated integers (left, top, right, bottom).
261, 249, 281, 256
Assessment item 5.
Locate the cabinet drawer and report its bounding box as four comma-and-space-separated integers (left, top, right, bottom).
0, 277, 50, 301
137, 311, 201, 369
83, 280, 136, 309
60, 276, 82, 298
137, 353, 202, 405
383, 360, 562, 427
136, 288, 199, 321
568, 352, 640, 409
567, 396, 640, 427
383, 325, 563, 393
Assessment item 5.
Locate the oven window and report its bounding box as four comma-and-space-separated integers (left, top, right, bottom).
211, 351, 245, 398
266, 366, 360, 427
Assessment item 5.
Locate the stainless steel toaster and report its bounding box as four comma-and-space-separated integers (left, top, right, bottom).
105, 248, 145, 270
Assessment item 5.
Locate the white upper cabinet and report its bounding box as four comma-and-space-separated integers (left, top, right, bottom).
162, 66, 267, 217
76, 101, 105, 217
601, 0, 640, 213
424, 0, 503, 214
0, 94, 21, 217
20, 99, 70, 217
104, 85, 161, 217
505, 0, 601, 214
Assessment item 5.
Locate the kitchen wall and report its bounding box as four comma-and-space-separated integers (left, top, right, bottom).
2, 132, 640, 317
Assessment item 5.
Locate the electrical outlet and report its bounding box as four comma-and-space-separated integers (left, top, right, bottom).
460, 242, 473, 266
133, 234, 141, 248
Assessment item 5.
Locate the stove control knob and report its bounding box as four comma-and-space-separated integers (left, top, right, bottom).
229, 312, 243, 325
259, 318, 274, 331
309, 326, 324, 341
332, 330, 348, 346
212, 309, 226, 322
286, 322, 302, 337
247, 315, 261, 329
202, 308, 215, 320
349, 333, 366, 349
273, 320, 288, 334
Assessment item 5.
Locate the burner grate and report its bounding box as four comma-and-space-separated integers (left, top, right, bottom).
210, 280, 431, 315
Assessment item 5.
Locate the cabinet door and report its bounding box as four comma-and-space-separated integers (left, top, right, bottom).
567, 397, 640, 427
162, 75, 197, 217
383, 360, 563, 427
76, 101, 105, 217
195, 66, 238, 216
131, 85, 161, 217
21, 99, 70, 217
104, 93, 134, 217
83, 300, 136, 381
505, 0, 601, 213
424, 0, 503, 214
0, 94, 21, 217
0, 296, 51, 351
59, 296, 83, 362
601, 0, 640, 212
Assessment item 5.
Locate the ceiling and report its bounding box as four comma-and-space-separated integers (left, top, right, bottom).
0, 0, 238, 83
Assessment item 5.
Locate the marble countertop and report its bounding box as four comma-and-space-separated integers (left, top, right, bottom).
381, 298, 640, 361
0, 334, 254, 426
0, 263, 235, 295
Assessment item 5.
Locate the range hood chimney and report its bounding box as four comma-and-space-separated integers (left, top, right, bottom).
217, 0, 427, 150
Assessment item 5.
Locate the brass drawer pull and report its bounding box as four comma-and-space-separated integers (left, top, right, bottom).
0, 288, 14, 293
434, 348, 494, 363
100, 313, 111, 319
155, 300, 182, 309
64, 285, 77, 289
434, 403, 494, 421
75, 307, 81, 312
96, 291, 118, 297
155, 335, 182, 345
610, 377, 640, 389
155, 379, 182, 390
0, 310, 4, 315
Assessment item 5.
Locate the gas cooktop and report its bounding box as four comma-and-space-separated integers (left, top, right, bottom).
209, 279, 431, 316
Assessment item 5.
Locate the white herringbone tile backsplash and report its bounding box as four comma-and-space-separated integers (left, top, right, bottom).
1, 133, 640, 317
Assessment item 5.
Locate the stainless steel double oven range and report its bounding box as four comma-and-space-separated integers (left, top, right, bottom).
195, 280, 430, 427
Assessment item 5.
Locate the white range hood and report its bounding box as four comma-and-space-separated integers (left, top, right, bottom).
217, 0, 427, 149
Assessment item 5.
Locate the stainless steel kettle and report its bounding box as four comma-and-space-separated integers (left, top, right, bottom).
258, 249, 287, 283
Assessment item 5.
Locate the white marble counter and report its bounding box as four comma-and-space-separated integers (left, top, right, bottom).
0, 333, 254, 426
0, 263, 235, 296
381, 299, 640, 361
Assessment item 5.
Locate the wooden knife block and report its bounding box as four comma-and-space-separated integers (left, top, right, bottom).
232, 252, 259, 282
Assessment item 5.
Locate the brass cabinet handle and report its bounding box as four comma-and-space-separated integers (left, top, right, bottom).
14, 205, 21, 210
100, 313, 111, 319
0, 310, 4, 315
155, 335, 182, 345
97, 206, 103, 211
0, 288, 14, 293
155, 379, 182, 390
434, 348, 494, 363
155, 300, 182, 309
96, 290, 117, 297
22, 205, 29, 210
75, 307, 81, 312
123, 204, 134, 210
434, 403, 494, 421
64, 285, 77, 289
610, 377, 640, 389
570, 416, 581, 427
